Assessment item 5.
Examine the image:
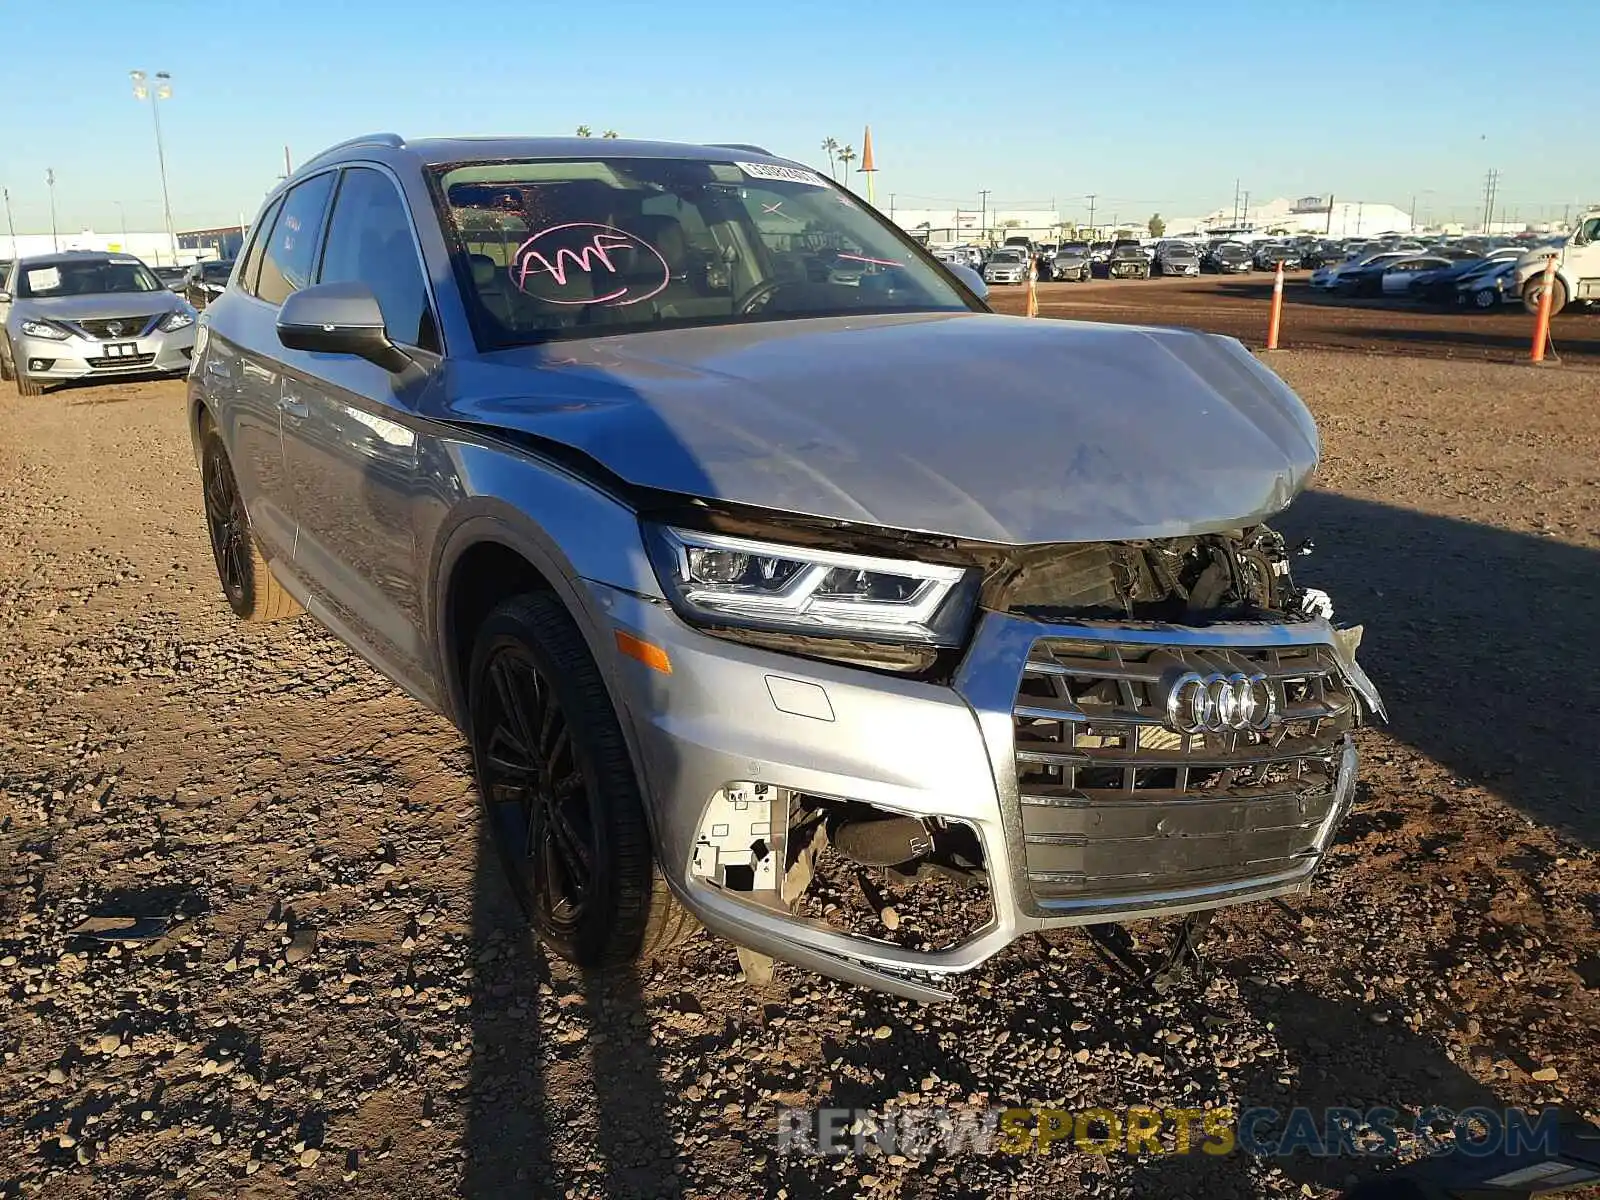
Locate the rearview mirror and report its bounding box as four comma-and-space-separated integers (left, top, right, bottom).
947, 262, 989, 302
276, 281, 409, 373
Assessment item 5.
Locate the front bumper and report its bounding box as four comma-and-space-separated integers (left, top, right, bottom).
14, 324, 196, 382
592, 583, 1374, 1002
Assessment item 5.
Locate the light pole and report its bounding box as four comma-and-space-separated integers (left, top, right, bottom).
114, 200, 129, 249
130, 69, 178, 265
978, 189, 991, 246
46, 169, 59, 251
4, 187, 18, 259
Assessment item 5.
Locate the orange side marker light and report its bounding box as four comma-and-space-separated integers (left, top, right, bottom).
615, 630, 672, 674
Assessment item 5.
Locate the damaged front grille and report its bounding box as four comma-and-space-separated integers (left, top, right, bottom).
1012, 634, 1356, 905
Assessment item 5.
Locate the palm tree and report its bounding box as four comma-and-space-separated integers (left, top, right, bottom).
837, 145, 856, 187
602, 130, 619, 139
576, 125, 592, 138
820, 137, 839, 179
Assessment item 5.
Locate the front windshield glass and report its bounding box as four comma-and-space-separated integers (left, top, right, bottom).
17, 258, 163, 298
991, 250, 1024, 262
1060, 242, 1088, 254
432, 158, 972, 345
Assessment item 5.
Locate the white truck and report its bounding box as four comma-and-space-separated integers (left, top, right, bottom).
1512, 209, 1600, 314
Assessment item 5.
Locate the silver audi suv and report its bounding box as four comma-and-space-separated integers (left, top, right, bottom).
188, 133, 1383, 1000
1, 251, 198, 395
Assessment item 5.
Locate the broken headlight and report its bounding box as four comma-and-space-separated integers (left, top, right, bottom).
644, 524, 977, 647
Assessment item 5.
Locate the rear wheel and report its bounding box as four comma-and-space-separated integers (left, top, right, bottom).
1472, 286, 1499, 310
200, 427, 303, 621
469, 592, 694, 968
1522, 275, 1567, 316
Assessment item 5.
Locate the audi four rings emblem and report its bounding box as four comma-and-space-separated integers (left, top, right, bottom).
1165, 671, 1278, 733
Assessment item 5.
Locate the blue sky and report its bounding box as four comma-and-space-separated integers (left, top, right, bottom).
3, 0, 1594, 234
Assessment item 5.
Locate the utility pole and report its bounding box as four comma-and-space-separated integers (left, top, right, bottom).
1242, 191, 1250, 228
46, 168, 59, 251
1325, 192, 1334, 235
1232, 178, 1240, 226
114, 200, 129, 248
3, 187, 16, 259
978, 189, 991, 245
1086, 193, 1097, 238
888, 192, 895, 221
284, 145, 292, 176
1481, 169, 1499, 234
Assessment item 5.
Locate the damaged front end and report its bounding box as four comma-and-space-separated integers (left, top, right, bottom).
642, 516, 1382, 1002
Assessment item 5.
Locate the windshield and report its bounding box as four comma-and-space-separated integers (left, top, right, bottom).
17, 258, 163, 298
991, 250, 1024, 263
432, 158, 972, 345
201, 262, 233, 282
1164, 243, 1195, 254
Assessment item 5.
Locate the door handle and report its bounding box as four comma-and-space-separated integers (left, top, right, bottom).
278, 394, 309, 420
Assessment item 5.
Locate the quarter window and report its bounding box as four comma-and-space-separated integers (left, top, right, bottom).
237, 195, 283, 297
317, 168, 437, 351
256, 173, 336, 306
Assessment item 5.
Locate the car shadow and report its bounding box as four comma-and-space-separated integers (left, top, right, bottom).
462, 822, 679, 1197
1276, 491, 1599, 847
1117, 983, 1506, 1198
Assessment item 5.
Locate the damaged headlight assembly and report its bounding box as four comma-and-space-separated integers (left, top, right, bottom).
643, 524, 979, 669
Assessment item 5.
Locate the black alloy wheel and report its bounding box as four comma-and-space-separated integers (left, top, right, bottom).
203, 434, 253, 614
477, 639, 596, 944
468, 593, 694, 967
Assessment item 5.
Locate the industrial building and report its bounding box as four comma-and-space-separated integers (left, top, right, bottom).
3, 225, 241, 266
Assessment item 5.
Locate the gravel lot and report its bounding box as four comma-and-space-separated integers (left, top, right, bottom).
985, 274, 1600, 367
1, 354, 1596, 1199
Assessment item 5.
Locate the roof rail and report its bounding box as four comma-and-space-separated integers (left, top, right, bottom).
708, 143, 771, 156
301, 132, 406, 169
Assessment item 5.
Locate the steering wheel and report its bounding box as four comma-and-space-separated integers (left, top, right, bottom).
735, 279, 785, 315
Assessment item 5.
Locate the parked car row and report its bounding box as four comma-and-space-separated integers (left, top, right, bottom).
1309, 243, 1529, 308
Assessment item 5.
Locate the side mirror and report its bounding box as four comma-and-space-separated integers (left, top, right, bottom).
276, 281, 410, 373
0, 290, 11, 304
947, 262, 989, 302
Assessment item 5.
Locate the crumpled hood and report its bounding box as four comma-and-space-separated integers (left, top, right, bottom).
22, 292, 185, 322
430, 312, 1320, 545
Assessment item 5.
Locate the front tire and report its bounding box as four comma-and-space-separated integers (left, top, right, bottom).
1522, 275, 1567, 316
200, 427, 303, 621
469, 593, 694, 968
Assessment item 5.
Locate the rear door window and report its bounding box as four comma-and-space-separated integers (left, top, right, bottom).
255, 173, 336, 306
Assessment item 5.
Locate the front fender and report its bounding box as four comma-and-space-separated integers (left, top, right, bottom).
422, 435, 661, 726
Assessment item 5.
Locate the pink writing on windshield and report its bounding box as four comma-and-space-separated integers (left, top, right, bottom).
835, 253, 901, 268
509, 222, 670, 307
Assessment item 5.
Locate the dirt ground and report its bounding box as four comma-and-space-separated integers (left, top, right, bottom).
1, 350, 1597, 1200
985, 273, 1600, 367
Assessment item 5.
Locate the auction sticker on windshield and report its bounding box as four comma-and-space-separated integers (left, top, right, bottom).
26, 267, 61, 293
736, 162, 828, 188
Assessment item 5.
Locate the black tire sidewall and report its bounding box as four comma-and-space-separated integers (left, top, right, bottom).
468, 595, 648, 966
